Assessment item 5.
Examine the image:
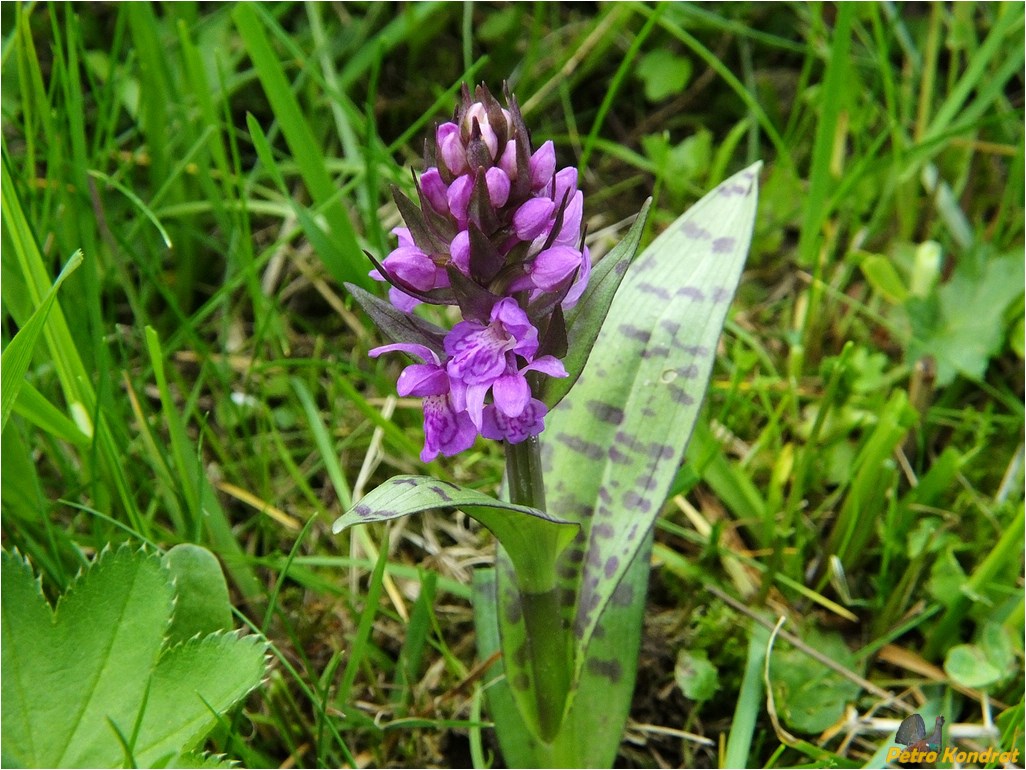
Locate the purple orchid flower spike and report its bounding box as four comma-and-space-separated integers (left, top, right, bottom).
364, 82, 587, 460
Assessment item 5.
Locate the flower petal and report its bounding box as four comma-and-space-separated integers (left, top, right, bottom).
513, 198, 556, 241
420, 168, 449, 216
485, 167, 511, 207
529, 245, 583, 290
369, 342, 439, 364
421, 394, 477, 462
522, 355, 568, 379
529, 141, 556, 191
397, 364, 449, 397
384, 246, 438, 290
492, 373, 530, 418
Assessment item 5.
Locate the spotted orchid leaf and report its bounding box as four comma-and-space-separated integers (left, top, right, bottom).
475, 535, 652, 767
332, 475, 579, 595
482, 162, 761, 760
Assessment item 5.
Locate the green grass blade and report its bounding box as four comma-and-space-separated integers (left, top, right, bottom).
1, 250, 83, 431
233, 3, 370, 290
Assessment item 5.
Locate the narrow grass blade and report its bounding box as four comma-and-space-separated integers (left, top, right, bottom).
233, 4, 370, 289
1, 250, 83, 431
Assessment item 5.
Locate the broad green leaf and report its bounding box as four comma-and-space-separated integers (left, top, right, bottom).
675, 648, 719, 702
133, 633, 267, 766
0, 546, 267, 769
769, 628, 862, 734
542, 199, 652, 408
333, 475, 579, 594
906, 249, 1024, 385
162, 544, 233, 646
635, 49, 692, 102
548, 162, 759, 675
489, 162, 760, 758
944, 644, 1003, 690
1, 250, 83, 432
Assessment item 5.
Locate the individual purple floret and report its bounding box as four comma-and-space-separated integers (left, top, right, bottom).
366, 83, 587, 457
369, 343, 477, 462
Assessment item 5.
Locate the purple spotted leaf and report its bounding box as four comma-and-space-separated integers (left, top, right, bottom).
486, 162, 761, 750
478, 536, 652, 767
332, 475, 578, 595
539, 199, 652, 410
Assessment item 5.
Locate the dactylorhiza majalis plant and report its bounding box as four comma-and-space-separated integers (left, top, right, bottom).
335, 83, 760, 767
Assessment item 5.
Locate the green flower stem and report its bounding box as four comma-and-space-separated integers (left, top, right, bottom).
505, 436, 572, 743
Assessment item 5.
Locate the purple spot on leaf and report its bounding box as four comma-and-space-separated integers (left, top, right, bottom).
429, 485, 452, 502
594, 522, 615, 539
676, 286, 705, 301
608, 446, 631, 464
641, 345, 671, 359
667, 384, 695, 406
711, 286, 732, 303
712, 236, 736, 254
676, 364, 699, 379
505, 595, 523, 624
618, 324, 651, 344
611, 581, 635, 607
638, 282, 671, 300
586, 658, 623, 683
556, 433, 605, 461
588, 400, 624, 425
604, 556, 620, 578
615, 431, 647, 454
681, 220, 711, 240
622, 491, 652, 513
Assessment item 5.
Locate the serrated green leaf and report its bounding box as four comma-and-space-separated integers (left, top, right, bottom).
162, 544, 233, 645
333, 475, 578, 594
2, 545, 173, 767
1, 546, 267, 769
541, 199, 652, 408
1, 250, 83, 433
133, 633, 267, 766
907, 250, 1024, 385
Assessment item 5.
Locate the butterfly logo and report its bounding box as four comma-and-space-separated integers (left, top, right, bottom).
896, 713, 945, 753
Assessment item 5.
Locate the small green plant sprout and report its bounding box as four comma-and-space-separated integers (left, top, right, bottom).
1, 544, 268, 769
334, 82, 759, 767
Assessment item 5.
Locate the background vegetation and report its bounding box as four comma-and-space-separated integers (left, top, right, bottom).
2, 2, 1023, 767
